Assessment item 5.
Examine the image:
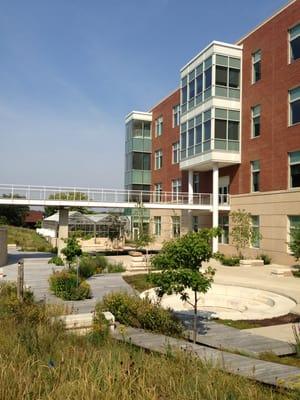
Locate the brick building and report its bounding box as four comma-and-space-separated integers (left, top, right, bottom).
125, 0, 300, 264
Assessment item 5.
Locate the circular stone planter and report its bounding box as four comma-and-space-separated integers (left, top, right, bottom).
140, 284, 297, 320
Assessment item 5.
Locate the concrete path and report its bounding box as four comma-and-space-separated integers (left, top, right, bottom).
113, 325, 300, 389
2, 251, 133, 314
245, 324, 298, 345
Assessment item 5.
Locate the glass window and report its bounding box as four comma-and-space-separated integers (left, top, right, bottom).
154, 216, 161, 236
155, 116, 163, 136
196, 74, 203, 94
173, 105, 180, 127
229, 68, 240, 88
204, 120, 211, 141
215, 120, 227, 139
216, 66, 227, 86
172, 142, 180, 164
251, 216, 260, 248
172, 179, 181, 201
252, 50, 261, 83
188, 128, 194, 147
204, 67, 212, 89
290, 24, 300, 62
288, 216, 300, 245
143, 122, 151, 138
251, 160, 260, 192
154, 183, 162, 202
172, 216, 180, 237
132, 152, 150, 170
228, 121, 239, 140
132, 120, 143, 137
154, 149, 163, 170
289, 87, 300, 125
189, 79, 195, 100
252, 105, 261, 137
181, 132, 187, 149
192, 216, 199, 232
193, 173, 200, 193
289, 151, 300, 188
219, 215, 229, 244
182, 85, 187, 104
196, 124, 202, 144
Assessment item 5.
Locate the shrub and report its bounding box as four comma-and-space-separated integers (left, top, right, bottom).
49, 270, 91, 301
48, 256, 64, 266
96, 292, 183, 337
259, 254, 272, 265
79, 255, 107, 278
106, 262, 125, 273
213, 252, 225, 262
221, 256, 240, 266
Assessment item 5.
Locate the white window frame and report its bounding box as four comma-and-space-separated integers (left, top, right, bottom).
172, 179, 181, 201
153, 216, 161, 236
154, 183, 162, 202
289, 151, 300, 188
289, 23, 300, 63
172, 142, 180, 164
289, 87, 300, 126
251, 215, 260, 249
251, 160, 260, 192
172, 105, 180, 128
155, 116, 163, 137
154, 149, 163, 170
252, 50, 261, 84
218, 215, 229, 244
251, 105, 261, 138
171, 216, 180, 238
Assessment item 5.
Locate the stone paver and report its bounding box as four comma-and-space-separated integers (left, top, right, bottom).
244, 323, 298, 345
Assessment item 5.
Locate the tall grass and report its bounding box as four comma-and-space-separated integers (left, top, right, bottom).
7, 225, 53, 252
0, 282, 297, 400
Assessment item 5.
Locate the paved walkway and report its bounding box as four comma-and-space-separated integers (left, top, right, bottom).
245, 323, 298, 345
113, 325, 300, 389
2, 251, 133, 313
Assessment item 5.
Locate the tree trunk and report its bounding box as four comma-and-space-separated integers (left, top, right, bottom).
193, 290, 198, 344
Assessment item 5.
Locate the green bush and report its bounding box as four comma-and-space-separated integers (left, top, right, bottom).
96, 292, 183, 337
79, 255, 107, 278
213, 252, 225, 262
221, 256, 240, 266
49, 270, 91, 301
48, 256, 64, 266
106, 262, 125, 273
259, 254, 272, 265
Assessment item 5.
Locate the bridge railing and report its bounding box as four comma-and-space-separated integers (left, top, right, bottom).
0, 184, 230, 206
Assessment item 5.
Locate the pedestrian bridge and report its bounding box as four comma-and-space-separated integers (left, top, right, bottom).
0, 184, 230, 211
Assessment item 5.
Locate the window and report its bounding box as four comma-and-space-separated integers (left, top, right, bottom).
251, 216, 260, 248
192, 216, 199, 232
154, 183, 162, 202
289, 87, 300, 125
288, 216, 300, 248
219, 215, 229, 244
132, 152, 151, 170
193, 173, 200, 193
154, 216, 161, 236
215, 66, 240, 88
289, 24, 300, 62
252, 50, 261, 83
172, 216, 180, 237
214, 108, 240, 151
172, 142, 180, 164
172, 179, 181, 201
251, 105, 261, 138
155, 116, 163, 136
289, 151, 300, 188
155, 149, 163, 170
173, 105, 180, 127
251, 160, 260, 192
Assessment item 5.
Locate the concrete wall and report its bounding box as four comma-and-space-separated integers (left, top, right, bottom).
220, 189, 300, 265
0, 228, 8, 267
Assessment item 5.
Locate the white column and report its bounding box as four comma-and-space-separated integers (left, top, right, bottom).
212, 164, 219, 253
58, 208, 69, 257
188, 170, 194, 232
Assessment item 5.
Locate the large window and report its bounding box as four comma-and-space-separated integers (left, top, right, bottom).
154, 183, 162, 202
251, 105, 261, 138
251, 216, 260, 248
214, 108, 240, 151
180, 122, 187, 160
172, 179, 181, 201
289, 24, 300, 62
289, 151, 300, 188
173, 104, 180, 127
252, 50, 261, 83
132, 152, 151, 170
154, 149, 163, 170
251, 160, 260, 192
172, 216, 180, 237
172, 142, 180, 164
288, 215, 300, 248
289, 87, 300, 126
132, 120, 151, 138
192, 216, 199, 232
155, 116, 163, 137
219, 215, 229, 244
215, 55, 241, 99
154, 216, 161, 236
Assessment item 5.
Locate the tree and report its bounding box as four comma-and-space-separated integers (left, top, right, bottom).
230, 209, 262, 256
149, 228, 219, 343
132, 203, 153, 250
0, 194, 29, 226
61, 236, 82, 268
44, 192, 89, 217
289, 225, 300, 261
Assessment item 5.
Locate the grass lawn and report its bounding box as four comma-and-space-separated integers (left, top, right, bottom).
123, 273, 154, 292
0, 282, 298, 400
6, 225, 53, 252
216, 314, 300, 330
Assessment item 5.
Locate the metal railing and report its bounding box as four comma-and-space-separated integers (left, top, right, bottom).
0, 184, 230, 207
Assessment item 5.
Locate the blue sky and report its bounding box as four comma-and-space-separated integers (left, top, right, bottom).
0, 0, 287, 188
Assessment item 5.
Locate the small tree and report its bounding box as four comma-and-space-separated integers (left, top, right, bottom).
61, 236, 82, 268
289, 225, 300, 261
230, 209, 261, 257
149, 228, 219, 343
132, 203, 153, 251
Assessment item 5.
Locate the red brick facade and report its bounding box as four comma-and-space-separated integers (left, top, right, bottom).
151, 89, 188, 192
